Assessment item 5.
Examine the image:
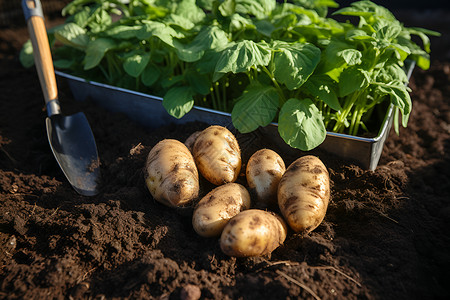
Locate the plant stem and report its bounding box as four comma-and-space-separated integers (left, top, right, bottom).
261, 65, 286, 104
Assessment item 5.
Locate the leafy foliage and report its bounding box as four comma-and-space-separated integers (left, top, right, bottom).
21, 0, 439, 151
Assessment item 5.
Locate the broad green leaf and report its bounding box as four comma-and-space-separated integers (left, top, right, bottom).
175, 26, 229, 62
388, 43, 411, 61
53, 59, 73, 69
214, 40, 271, 81
84, 38, 116, 70
333, 1, 396, 22
19, 40, 34, 68
141, 63, 161, 87
321, 39, 354, 71
218, 0, 236, 17
231, 83, 279, 133
164, 14, 195, 30
373, 19, 402, 41
236, 0, 276, 19
163, 86, 194, 119
105, 25, 142, 39
339, 67, 370, 97
123, 52, 151, 77
303, 74, 342, 111
137, 20, 184, 47
174, 0, 206, 23
54, 23, 89, 49
377, 82, 411, 123
337, 48, 362, 66
345, 29, 375, 41
278, 98, 326, 151
273, 42, 321, 90
255, 19, 275, 37
185, 68, 211, 95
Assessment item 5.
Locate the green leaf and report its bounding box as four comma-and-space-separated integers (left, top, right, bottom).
272, 42, 321, 90
84, 38, 116, 70
214, 40, 271, 81
303, 74, 342, 111
164, 14, 195, 30
345, 29, 375, 41
54, 23, 89, 49
218, 0, 236, 17
123, 52, 151, 78
174, 0, 206, 23
337, 48, 362, 66
19, 40, 34, 68
373, 19, 402, 41
185, 68, 211, 95
141, 63, 161, 87
137, 20, 183, 47
175, 26, 229, 62
53, 59, 73, 69
231, 83, 279, 133
105, 25, 142, 39
339, 67, 370, 97
377, 82, 411, 125
278, 98, 326, 151
235, 0, 276, 19
163, 86, 195, 119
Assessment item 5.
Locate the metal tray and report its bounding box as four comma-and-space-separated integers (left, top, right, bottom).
56, 62, 414, 171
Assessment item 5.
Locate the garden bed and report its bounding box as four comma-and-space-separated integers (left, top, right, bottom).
1, 8, 449, 300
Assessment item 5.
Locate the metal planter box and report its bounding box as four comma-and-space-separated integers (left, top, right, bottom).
56, 62, 413, 171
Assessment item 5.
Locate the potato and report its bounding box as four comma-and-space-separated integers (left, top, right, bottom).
192, 125, 241, 185
145, 139, 199, 207
246, 149, 285, 209
192, 183, 251, 237
220, 209, 287, 257
184, 131, 202, 152
277, 155, 330, 234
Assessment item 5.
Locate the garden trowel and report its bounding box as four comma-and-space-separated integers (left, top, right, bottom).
22, 0, 100, 196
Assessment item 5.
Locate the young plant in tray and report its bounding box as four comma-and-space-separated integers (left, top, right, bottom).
21, 0, 439, 151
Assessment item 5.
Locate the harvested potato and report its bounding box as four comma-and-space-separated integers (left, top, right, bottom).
277, 155, 330, 234
184, 131, 202, 152
192, 183, 251, 237
192, 125, 241, 185
220, 209, 287, 257
145, 139, 199, 207
246, 149, 285, 209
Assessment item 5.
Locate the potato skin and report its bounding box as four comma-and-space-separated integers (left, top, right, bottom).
192, 125, 241, 185
220, 209, 287, 257
184, 131, 202, 152
246, 149, 285, 209
145, 139, 199, 207
192, 183, 250, 237
277, 155, 330, 234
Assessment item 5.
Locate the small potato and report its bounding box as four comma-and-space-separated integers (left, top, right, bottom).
192, 183, 250, 237
220, 209, 287, 257
192, 125, 241, 185
145, 139, 199, 207
277, 155, 330, 234
246, 149, 285, 209
184, 131, 202, 152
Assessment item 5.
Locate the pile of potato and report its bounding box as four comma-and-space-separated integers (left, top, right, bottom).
144, 125, 330, 257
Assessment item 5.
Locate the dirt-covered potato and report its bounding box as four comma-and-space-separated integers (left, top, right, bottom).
145, 139, 199, 207
246, 149, 285, 209
220, 209, 287, 257
192, 125, 241, 185
277, 155, 330, 234
192, 183, 251, 237
184, 131, 202, 152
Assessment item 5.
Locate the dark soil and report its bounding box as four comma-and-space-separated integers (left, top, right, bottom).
1, 8, 450, 300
